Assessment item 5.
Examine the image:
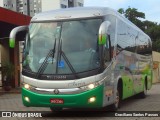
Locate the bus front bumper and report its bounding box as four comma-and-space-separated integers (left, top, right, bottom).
22, 85, 103, 108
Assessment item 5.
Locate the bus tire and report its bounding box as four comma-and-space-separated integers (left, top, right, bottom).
139, 80, 147, 98
50, 107, 63, 112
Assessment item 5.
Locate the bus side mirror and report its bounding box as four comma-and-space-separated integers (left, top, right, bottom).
98, 21, 111, 45
9, 26, 28, 48
98, 21, 111, 70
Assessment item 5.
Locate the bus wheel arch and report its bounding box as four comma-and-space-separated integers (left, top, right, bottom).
117, 78, 123, 107
144, 76, 148, 96
145, 76, 148, 90
111, 78, 123, 111
139, 76, 148, 98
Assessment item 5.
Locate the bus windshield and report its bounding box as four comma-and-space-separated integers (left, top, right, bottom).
23, 18, 102, 76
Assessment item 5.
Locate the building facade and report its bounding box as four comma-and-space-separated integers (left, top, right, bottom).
41, 0, 83, 11
152, 51, 160, 83
0, 0, 83, 17
0, 0, 41, 17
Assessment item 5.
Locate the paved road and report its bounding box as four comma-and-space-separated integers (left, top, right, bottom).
0, 83, 160, 120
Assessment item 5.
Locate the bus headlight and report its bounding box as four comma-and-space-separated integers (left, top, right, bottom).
80, 79, 104, 91
24, 84, 30, 89
23, 83, 35, 90
88, 84, 95, 89
80, 82, 100, 90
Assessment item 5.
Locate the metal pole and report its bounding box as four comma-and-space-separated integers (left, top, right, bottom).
27, 0, 30, 16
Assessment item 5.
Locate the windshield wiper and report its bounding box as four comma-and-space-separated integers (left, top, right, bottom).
57, 38, 78, 78
36, 38, 57, 79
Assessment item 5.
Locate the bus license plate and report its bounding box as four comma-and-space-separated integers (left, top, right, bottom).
50, 99, 64, 104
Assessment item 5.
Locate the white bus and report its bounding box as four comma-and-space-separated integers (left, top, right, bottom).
10, 7, 152, 111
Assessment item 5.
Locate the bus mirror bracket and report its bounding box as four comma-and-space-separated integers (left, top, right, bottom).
98, 21, 111, 45
98, 21, 111, 70
9, 26, 28, 48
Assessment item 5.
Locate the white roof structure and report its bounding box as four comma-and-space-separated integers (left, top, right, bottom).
31, 7, 149, 38
31, 7, 115, 21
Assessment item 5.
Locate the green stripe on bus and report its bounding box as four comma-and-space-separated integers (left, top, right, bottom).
22, 85, 104, 108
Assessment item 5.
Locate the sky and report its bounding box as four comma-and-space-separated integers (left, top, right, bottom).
84, 0, 160, 23
0, 1, 2, 6
0, 0, 159, 23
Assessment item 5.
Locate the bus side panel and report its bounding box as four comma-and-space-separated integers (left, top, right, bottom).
122, 76, 134, 99
136, 34, 153, 91
146, 60, 153, 90
102, 65, 115, 107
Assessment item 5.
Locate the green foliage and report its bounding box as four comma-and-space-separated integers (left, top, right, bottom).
118, 8, 125, 14
2, 61, 15, 79
125, 8, 145, 20
118, 7, 145, 30
152, 40, 160, 52
145, 25, 160, 40
118, 7, 160, 52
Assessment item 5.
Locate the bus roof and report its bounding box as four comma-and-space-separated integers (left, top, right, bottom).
31, 7, 150, 39
31, 7, 115, 22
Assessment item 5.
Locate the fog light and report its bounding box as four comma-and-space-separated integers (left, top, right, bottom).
24, 97, 30, 102
88, 97, 96, 103
24, 84, 30, 89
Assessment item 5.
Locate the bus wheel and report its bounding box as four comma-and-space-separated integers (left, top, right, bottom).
139, 82, 147, 98
111, 89, 120, 111
50, 107, 63, 112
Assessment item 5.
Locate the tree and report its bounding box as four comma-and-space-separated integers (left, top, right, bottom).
125, 8, 145, 22
152, 39, 160, 52
118, 7, 160, 52
118, 8, 125, 14
118, 7, 145, 30
144, 21, 160, 40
